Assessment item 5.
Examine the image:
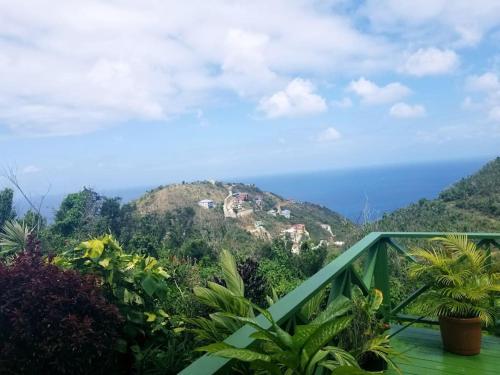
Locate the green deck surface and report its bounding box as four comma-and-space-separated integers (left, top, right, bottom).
386, 326, 500, 375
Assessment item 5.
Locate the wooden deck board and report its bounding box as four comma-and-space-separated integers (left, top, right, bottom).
385, 326, 500, 375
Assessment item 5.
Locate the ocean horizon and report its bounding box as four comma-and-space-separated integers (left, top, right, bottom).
239, 158, 489, 223
14, 157, 491, 223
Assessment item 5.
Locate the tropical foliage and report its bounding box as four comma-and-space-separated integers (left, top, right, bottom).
0, 238, 123, 374
410, 235, 500, 325
0, 188, 15, 228
198, 298, 370, 375
190, 249, 255, 343
56, 235, 174, 341
0, 158, 498, 373
336, 287, 400, 372
0, 219, 31, 257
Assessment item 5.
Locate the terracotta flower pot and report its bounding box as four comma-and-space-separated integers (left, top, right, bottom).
439, 316, 482, 355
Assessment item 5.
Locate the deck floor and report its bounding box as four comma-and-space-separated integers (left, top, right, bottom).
386, 326, 500, 375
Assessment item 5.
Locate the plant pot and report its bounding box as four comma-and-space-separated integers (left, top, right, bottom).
439, 316, 482, 355
358, 352, 388, 372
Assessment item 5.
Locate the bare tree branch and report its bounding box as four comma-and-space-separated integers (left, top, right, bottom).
2, 166, 50, 231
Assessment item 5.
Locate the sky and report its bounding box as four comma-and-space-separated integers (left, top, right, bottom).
1, 0, 500, 194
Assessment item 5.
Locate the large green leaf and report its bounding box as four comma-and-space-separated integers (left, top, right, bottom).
301, 315, 352, 369
220, 249, 244, 296
201, 344, 271, 363
312, 296, 351, 325
292, 324, 319, 350
141, 274, 159, 297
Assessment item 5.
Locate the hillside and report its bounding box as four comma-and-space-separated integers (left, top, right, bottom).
132, 181, 355, 253
376, 157, 500, 232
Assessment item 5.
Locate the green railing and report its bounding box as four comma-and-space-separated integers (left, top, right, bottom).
180, 232, 500, 374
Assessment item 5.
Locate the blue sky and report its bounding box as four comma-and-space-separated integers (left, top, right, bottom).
0, 1, 500, 194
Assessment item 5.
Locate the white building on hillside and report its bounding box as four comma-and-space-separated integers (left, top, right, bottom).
280, 209, 291, 219
198, 199, 215, 209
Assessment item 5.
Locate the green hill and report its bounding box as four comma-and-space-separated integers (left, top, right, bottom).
375, 157, 500, 232
130, 180, 355, 254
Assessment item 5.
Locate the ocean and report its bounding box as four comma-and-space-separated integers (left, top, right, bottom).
239, 158, 489, 223
15, 158, 490, 223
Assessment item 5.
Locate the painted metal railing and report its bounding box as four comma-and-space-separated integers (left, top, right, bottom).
179, 232, 500, 374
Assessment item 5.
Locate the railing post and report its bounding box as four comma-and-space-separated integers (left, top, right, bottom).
373, 239, 391, 321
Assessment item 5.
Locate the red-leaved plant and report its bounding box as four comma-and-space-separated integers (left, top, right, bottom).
0, 234, 124, 374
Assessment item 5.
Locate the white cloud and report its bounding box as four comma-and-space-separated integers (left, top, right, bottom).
402, 48, 459, 76
21, 165, 41, 174
389, 102, 426, 118
363, 0, 500, 46
0, 0, 391, 136
317, 127, 341, 142
221, 29, 276, 96
347, 77, 411, 104
464, 72, 500, 122
258, 78, 327, 118
331, 97, 352, 108
466, 72, 500, 92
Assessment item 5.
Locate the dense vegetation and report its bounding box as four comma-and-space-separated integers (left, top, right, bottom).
0, 157, 499, 373
0, 235, 123, 374
374, 157, 500, 233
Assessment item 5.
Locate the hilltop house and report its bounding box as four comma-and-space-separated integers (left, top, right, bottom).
280, 209, 291, 219
198, 199, 214, 209
234, 192, 250, 202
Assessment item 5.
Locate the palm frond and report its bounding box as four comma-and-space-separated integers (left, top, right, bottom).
220, 249, 244, 297
410, 235, 500, 325
0, 220, 31, 256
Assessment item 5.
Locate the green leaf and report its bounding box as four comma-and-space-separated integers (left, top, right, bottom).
212, 348, 271, 362
198, 342, 271, 363
141, 274, 159, 297
220, 249, 244, 296
370, 288, 384, 312
330, 366, 371, 374
292, 324, 320, 350
301, 316, 352, 369
82, 239, 105, 258
144, 312, 157, 322
98, 257, 111, 268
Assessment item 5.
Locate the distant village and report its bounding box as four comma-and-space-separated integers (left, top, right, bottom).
197, 187, 344, 254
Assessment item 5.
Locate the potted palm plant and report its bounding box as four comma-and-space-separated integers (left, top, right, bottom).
409, 235, 500, 355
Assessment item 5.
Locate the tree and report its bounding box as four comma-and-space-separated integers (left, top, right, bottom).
53, 188, 101, 237
180, 238, 214, 261
52, 188, 123, 239
99, 197, 122, 235
0, 188, 15, 228
295, 241, 327, 277
22, 209, 46, 230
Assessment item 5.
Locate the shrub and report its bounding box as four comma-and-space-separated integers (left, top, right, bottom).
237, 257, 268, 306
56, 235, 173, 342
0, 238, 123, 374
